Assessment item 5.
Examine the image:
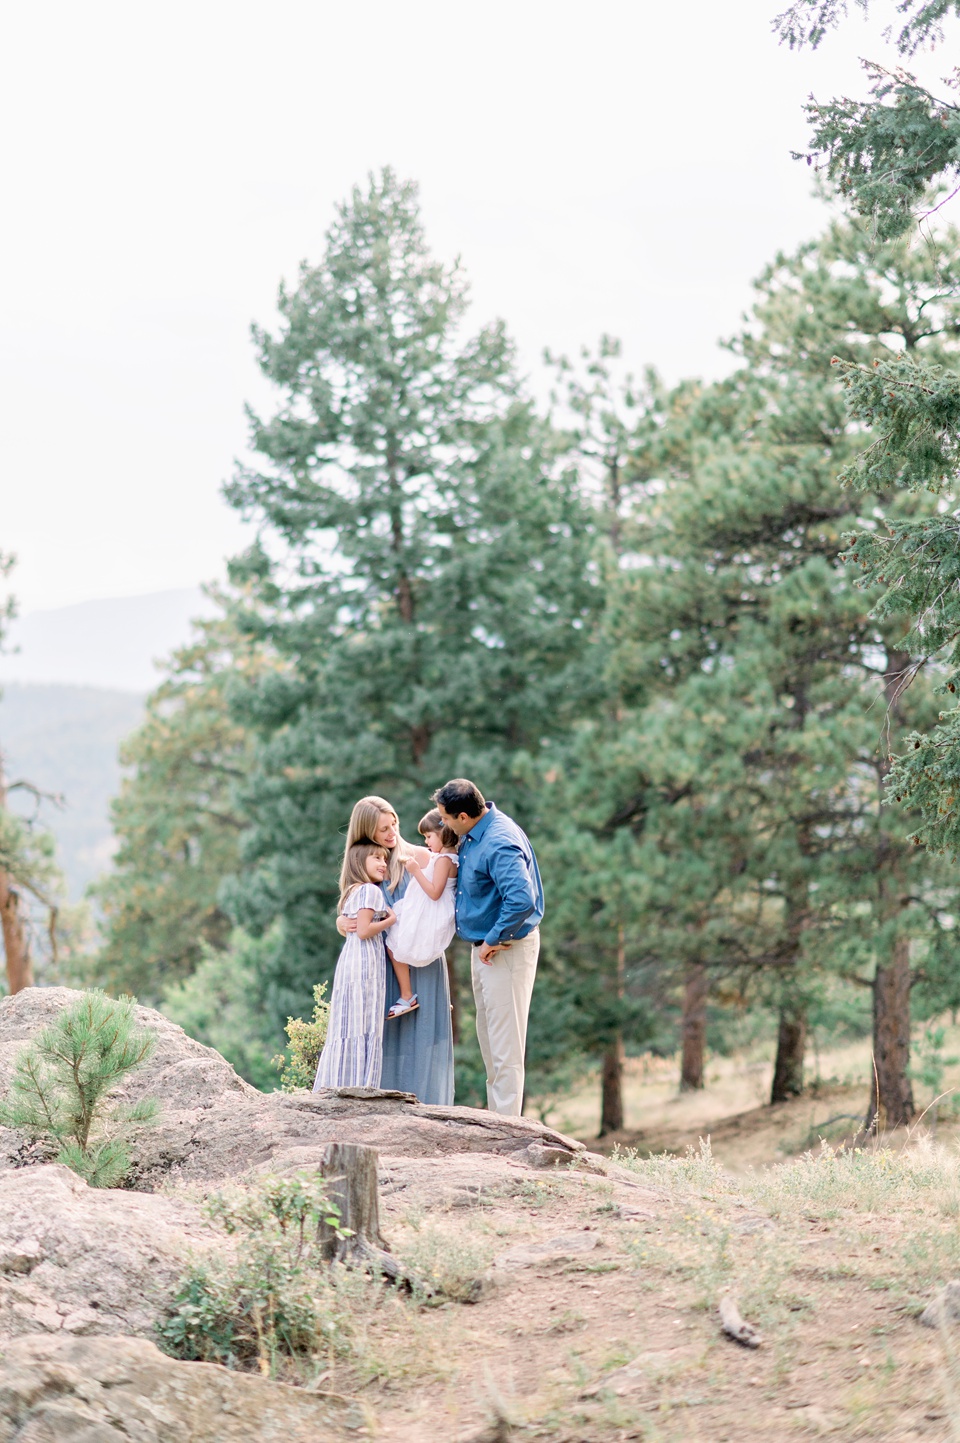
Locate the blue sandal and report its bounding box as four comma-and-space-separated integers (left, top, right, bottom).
387, 995, 419, 1019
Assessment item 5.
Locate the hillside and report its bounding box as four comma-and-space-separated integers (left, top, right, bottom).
0, 683, 144, 898
0, 987, 954, 1443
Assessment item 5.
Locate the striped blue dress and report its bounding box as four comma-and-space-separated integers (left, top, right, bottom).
313, 882, 387, 1090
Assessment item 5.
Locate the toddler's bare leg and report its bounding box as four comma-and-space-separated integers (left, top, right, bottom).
387, 950, 414, 1001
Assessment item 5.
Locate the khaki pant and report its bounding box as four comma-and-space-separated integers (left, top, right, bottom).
470, 928, 540, 1117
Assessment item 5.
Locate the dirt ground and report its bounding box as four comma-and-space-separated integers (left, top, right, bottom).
327, 1140, 960, 1442
322, 1034, 960, 1440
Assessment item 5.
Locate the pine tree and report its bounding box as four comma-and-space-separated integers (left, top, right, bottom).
776, 1, 960, 856
583, 217, 960, 1127
0, 991, 158, 1187
95, 595, 264, 1003
223, 169, 598, 1031
538, 341, 667, 1133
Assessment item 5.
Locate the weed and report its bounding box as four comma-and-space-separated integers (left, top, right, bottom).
615, 1137, 725, 1198
545, 1308, 585, 1334
746, 1138, 960, 1218
396, 1225, 493, 1302
486, 1176, 570, 1208
158, 1171, 353, 1375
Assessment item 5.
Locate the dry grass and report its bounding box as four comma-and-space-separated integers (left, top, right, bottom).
540, 1020, 960, 1175
323, 1132, 960, 1441
161, 1031, 960, 1439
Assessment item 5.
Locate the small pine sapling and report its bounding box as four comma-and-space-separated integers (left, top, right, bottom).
0, 991, 159, 1186
272, 984, 329, 1091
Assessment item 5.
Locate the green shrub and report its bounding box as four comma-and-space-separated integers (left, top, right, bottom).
157, 1171, 350, 1373
272, 984, 330, 1091
0, 990, 158, 1187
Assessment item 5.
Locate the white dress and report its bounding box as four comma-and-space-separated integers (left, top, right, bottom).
313, 882, 387, 1090
388, 853, 458, 968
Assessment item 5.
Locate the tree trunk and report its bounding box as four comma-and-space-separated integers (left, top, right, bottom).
0, 871, 32, 994
867, 932, 915, 1132
0, 760, 33, 995
680, 962, 707, 1091
770, 1006, 806, 1103
598, 926, 627, 1135
599, 1035, 625, 1134
315, 1142, 434, 1293
863, 650, 916, 1133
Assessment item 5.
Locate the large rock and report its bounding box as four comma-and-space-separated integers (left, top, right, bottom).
0, 1334, 349, 1441
0, 1165, 211, 1340
0, 989, 588, 1188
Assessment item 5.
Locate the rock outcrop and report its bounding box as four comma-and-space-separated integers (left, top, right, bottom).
0, 985, 606, 1440
0, 1164, 211, 1340
0, 988, 587, 1188
0, 1334, 351, 1441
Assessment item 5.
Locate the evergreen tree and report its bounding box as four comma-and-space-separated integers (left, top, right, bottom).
0, 990, 158, 1186
223, 169, 598, 1033
95, 596, 265, 1003
776, 1, 960, 855
572, 217, 960, 1127
537, 340, 667, 1132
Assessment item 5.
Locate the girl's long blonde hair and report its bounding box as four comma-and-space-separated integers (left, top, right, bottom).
338, 843, 388, 913
342, 795, 408, 893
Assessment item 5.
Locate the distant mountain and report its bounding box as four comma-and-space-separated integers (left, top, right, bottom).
0, 684, 145, 900
0, 588, 219, 693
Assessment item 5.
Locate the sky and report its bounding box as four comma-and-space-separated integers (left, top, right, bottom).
0, 0, 946, 616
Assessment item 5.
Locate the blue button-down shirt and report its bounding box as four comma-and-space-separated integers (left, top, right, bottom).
455, 803, 544, 947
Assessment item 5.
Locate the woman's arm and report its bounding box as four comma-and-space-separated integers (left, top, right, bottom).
405, 855, 455, 902
355, 906, 396, 941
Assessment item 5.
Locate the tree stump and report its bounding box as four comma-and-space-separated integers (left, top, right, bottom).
315, 1142, 424, 1289
316, 1142, 387, 1261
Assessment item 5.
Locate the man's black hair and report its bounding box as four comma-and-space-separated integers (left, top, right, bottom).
433, 778, 486, 819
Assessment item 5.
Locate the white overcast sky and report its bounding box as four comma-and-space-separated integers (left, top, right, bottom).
0, 0, 942, 613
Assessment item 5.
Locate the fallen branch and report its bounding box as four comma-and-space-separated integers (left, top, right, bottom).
719, 1294, 762, 1348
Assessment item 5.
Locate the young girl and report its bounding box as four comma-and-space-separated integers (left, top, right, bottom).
313, 843, 396, 1091
385, 809, 458, 1016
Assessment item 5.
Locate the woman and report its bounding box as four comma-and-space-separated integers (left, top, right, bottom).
336, 796, 455, 1106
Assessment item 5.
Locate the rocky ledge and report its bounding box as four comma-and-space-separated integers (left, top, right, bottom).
0, 986, 608, 1438
0, 988, 587, 1188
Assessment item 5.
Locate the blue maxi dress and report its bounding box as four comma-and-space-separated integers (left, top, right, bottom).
380, 869, 455, 1105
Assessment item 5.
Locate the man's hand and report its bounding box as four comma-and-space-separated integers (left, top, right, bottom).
338, 915, 358, 937
478, 941, 510, 964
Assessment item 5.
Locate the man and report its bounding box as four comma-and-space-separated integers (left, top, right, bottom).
434, 778, 543, 1117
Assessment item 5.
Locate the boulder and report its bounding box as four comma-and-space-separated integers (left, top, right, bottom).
0, 1334, 350, 1441
0, 1165, 212, 1341
920, 1279, 960, 1327
0, 989, 590, 1187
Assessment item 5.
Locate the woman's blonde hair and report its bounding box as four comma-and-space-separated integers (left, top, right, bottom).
343, 795, 406, 891
338, 843, 388, 912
